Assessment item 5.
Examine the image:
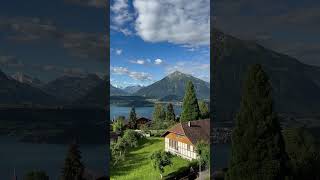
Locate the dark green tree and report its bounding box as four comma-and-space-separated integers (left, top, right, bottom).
180, 81, 200, 122
165, 103, 176, 123
150, 150, 172, 179
61, 142, 84, 180
226, 64, 288, 180
24, 171, 49, 180
283, 128, 320, 179
128, 106, 137, 129
152, 103, 166, 129
198, 100, 209, 119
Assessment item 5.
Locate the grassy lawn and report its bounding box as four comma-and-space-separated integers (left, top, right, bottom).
110, 137, 192, 180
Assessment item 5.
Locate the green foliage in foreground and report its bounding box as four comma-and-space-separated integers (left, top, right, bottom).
112, 116, 125, 133
24, 171, 49, 180
151, 150, 173, 179
110, 137, 191, 180
196, 141, 210, 169
226, 64, 288, 180
283, 128, 320, 179
111, 130, 145, 166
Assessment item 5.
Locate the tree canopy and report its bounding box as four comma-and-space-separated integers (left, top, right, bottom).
180, 81, 201, 122
226, 64, 288, 180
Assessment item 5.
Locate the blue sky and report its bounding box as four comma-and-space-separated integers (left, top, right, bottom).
110, 0, 210, 88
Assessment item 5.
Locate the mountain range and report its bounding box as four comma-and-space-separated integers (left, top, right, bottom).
212, 28, 320, 122
43, 74, 103, 102
0, 70, 59, 105
133, 71, 210, 100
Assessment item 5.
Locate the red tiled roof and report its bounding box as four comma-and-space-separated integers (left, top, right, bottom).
162, 119, 210, 145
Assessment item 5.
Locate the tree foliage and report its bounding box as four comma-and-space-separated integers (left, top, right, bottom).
152, 103, 166, 129
61, 142, 84, 180
129, 106, 137, 129
196, 141, 210, 169
165, 103, 176, 123
24, 171, 49, 180
198, 100, 209, 119
111, 130, 144, 166
180, 81, 200, 122
112, 116, 125, 133
283, 128, 320, 179
150, 150, 172, 179
226, 64, 288, 180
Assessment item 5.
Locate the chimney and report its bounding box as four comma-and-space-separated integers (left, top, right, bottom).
188, 121, 191, 127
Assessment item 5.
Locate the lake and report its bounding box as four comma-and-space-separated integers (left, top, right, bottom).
0, 136, 108, 179
110, 105, 182, 120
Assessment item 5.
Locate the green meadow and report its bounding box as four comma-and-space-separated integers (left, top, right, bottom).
110, 137, 192, 180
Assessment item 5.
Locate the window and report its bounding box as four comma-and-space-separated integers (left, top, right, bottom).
187, 144, 190, 151
169, 139, 178, 150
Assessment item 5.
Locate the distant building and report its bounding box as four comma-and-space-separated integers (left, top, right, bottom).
162, 119, 210, 160
124, 117, 152, 129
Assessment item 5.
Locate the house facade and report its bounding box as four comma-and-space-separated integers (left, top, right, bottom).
162, 119, 210, 160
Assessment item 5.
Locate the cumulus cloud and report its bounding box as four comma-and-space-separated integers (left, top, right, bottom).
111, 0, 134, 35
154, 58, 163, 65
130, 59, 145, 64
115, 49, 123, 55
132, 0, 210, 46
111, 66, 152, 81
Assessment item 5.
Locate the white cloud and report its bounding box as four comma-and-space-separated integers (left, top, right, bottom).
133, 0, 210, 46
111, 66, 152, 81
111, 0, 134, 35
154, 58, 163, 65
130, 59, 145, 64
111, 0, 132, 25
115, 49, 123, 55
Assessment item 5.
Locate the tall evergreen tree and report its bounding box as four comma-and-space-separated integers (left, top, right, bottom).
128, 106, 137, 129
198, 100, 209, 119
180, 81, 200, 122
153, 103, 166, 122
226, 64, 288, 180
165, 103, 176, 122
61, 142, 84, 180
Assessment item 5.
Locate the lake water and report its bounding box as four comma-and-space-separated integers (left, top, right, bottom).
0, 136, 108, 179
110, 105, 182, 120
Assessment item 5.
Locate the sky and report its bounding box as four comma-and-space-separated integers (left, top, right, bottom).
0, 0, 107, 82
110, 0, 210, 88
213, 0, 320, 67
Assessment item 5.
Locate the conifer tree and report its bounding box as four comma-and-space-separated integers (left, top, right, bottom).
180, 81, 200, 122
153, 103, 166, 122
129, 106, 137, 129
61, 142, 84, 180
198, 100, 209, 119
226, 64, 288, 180
165, 103, 176, 122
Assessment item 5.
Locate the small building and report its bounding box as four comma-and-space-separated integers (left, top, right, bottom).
161, 119, 210, 160
136, 117, 152, 128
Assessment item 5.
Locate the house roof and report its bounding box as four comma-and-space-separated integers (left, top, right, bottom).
162, 119, 210, 145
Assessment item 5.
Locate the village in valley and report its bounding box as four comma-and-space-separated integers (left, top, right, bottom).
110, 80, 210, 179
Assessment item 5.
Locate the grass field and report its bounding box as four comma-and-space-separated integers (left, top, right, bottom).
110, 137, 192, 180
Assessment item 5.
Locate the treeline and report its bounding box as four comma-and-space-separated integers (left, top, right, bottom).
221, 64, 320, 180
